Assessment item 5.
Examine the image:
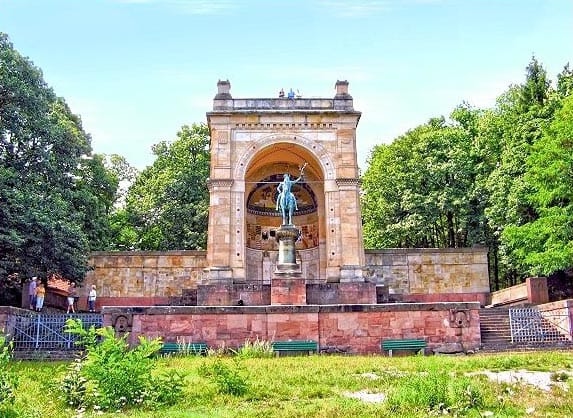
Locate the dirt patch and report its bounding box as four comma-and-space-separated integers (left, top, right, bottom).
467, 370, 571, 391
343, 390, 386, 403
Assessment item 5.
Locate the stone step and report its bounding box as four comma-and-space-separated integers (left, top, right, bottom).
13, 349, 81, 361
480, 342, 573, 353
479, 307, 573, 352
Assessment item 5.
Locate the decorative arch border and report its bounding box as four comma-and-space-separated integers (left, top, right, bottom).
234, 134, 336, 181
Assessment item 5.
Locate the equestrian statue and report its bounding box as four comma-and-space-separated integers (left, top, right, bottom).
276, 163, 307, 226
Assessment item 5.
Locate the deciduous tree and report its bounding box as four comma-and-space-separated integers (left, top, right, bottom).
123, 124, 210, 250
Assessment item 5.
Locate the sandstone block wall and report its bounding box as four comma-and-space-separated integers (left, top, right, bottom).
83, 251, 207, 307
365, 248, 489, 298
85, 247, 489, 306
490, 283, 528, 306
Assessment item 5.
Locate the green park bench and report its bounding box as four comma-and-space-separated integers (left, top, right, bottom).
159, 342, 208, 356
381, 339, 426, 357
271, 340, 318, 356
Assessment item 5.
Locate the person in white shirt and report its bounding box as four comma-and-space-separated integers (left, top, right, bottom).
88, 285, 97, 312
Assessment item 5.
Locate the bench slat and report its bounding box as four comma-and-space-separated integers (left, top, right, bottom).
272, 340, 318, 355
381, 339, 426, 357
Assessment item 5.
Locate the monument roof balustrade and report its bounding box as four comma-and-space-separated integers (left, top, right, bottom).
210, 96, 357, 113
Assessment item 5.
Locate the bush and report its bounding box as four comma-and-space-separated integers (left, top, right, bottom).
0, 333, 18, 415
59, 319, 185, 412
199, 358, 248, 396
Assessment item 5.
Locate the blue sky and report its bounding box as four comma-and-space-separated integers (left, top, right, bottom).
1, 0, 572, 171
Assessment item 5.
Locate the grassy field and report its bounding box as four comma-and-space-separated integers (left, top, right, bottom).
6, 350, 573, 418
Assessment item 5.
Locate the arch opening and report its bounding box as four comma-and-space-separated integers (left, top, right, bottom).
244, 142, 325, 282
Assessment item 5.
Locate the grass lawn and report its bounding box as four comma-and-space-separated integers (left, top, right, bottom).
7, 350, 573, 417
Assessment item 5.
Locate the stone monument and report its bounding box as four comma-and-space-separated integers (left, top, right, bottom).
272, 166, 306, 304
198, 79, 375, 306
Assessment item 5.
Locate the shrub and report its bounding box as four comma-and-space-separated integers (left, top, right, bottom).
199, 358, 248, 396
0, 333, 18, 416
59, 319, 185, 412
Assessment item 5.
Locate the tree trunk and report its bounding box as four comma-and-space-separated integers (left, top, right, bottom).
446, 211, 455, 248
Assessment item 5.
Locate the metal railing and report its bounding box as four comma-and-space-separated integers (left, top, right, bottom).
5, 312, 102, 350
509, 307, 571, 344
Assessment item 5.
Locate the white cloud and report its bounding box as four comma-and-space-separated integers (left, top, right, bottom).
113, 0, 237, 15
318, 0, 446, 18
318, 0, 392, 17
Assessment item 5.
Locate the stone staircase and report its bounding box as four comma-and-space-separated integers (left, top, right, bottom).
479, 307, 573, 352
480, 308, 512, 351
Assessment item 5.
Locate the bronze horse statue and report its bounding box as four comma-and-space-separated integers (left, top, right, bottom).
276, 164, 306, 225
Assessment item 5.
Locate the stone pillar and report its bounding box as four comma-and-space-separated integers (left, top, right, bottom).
205, 179, 234, 283
270, 278, 306, 305
526, 276, 549, 304
336, 178, 365, 282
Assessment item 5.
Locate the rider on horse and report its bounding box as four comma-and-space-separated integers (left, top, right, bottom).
276, 163, 306, 225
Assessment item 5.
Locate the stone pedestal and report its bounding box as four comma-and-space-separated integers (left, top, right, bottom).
272, 225, 305, 305
275, 225, 300, 269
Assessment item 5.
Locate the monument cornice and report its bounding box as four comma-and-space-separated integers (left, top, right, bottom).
206, 179, 234, 190
335, 178, 362, 187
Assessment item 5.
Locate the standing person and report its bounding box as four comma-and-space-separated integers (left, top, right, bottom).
67, 282, 77, 314
35, 281, 46, 312
28, 277, 37, 310
88, 285, 97, 312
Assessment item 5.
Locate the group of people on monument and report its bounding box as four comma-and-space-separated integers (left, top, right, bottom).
66, 282, 98, 313
278, 88, 301, 99
27, 277, 97, 313
27, 276, 45, 312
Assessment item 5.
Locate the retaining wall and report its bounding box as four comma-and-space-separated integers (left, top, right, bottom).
80, 247, 490, 307
102, 302, 482, 354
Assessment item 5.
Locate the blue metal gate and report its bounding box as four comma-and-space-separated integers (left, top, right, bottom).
509, 307, 571, 344
5, 312, 103, 350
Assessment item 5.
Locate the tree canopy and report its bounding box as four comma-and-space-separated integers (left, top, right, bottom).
362, 57, 573, 289
116, 124, 210, 251
0, 33, 117, 301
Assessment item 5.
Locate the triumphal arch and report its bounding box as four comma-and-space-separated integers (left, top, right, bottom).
204, 80, 366, 288
85, 80, 489, 309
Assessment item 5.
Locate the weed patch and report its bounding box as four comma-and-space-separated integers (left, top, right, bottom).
0, 334, 18, 417
59, 318, 185, 413
199, 357, 249, 396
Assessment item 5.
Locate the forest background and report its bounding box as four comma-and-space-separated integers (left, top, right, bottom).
1, 32, 572, 303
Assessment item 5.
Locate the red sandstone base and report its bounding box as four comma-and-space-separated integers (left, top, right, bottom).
96, 302, 484, 354
271, 277, 306, 305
